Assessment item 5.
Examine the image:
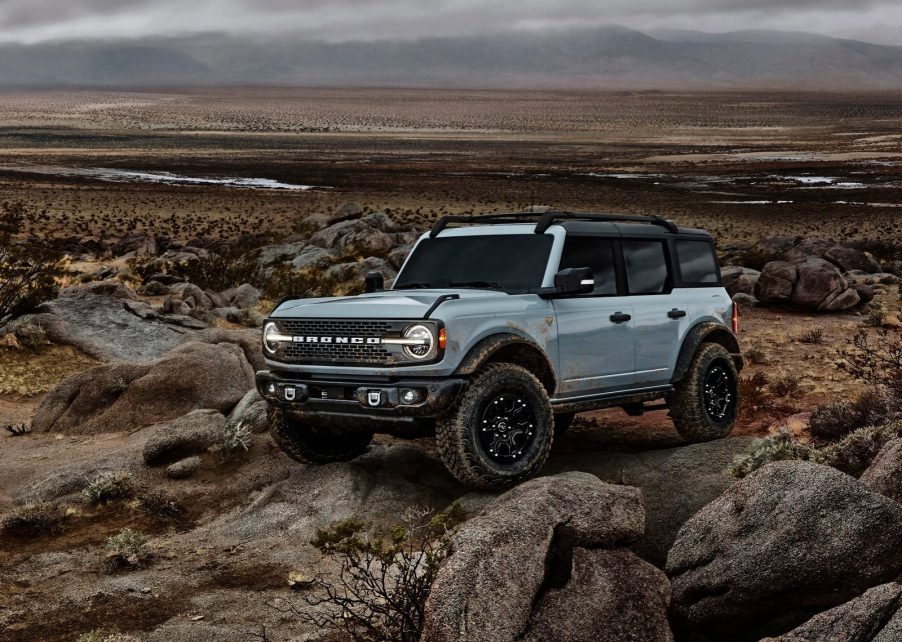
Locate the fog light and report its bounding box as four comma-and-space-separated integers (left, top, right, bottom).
400, 388, 424, 405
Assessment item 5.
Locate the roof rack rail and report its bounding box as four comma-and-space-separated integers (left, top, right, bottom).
429, 210, 678, 237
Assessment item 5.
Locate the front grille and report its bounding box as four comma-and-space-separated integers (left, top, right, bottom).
274, 319, 401, 366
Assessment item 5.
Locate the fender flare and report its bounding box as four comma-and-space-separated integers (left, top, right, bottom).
453, 333, 556, 393
671, 322, 743, 384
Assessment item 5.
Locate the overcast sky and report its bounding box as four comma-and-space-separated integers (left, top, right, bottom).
0, 0, 899, 45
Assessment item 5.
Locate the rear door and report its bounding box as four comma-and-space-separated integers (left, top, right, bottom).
622, 238, 680, 386
552, 236, 636, 396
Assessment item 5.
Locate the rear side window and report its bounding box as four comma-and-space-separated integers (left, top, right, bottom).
676, 240, 719, 284
623, 240, 669, 294
558, 237, 617, 295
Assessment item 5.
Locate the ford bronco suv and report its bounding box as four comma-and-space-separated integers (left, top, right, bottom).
257, 211, 742, 489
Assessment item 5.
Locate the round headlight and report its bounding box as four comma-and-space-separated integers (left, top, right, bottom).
263, 322, 280, 354
403, 324, 435, 360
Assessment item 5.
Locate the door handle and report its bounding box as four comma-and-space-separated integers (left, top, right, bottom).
668, 308, 687, 319
610, 312, 631, 323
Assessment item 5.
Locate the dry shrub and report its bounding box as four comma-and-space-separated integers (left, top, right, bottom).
274, 503, 466, 642
770, 373, 802, 398
0, 201, 66, 321
104, 528, 152, 571
1, 501, 68, 536
82, 472, 136, 505
727, 428, 814, 479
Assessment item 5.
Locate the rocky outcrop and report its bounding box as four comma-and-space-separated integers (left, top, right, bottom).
522, 547, 672, 642
755, 258, 860, 311
422, 472, 670, 642
764, 582, 902, 642
142, 409, 226, 466
860, 437, 902, 504
225, 389, 269, 435
753, 236, 881, 274
11, 282, 188, 362
32, 341, 255, 434
220, 283, 260, 309
667, 461, 902, 638
721, 266, 760, 298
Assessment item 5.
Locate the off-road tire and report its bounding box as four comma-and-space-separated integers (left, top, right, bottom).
671, 342, 739, 443
554, 412, 575, 435
436, 363, 553, 489
268, 407, 372, 464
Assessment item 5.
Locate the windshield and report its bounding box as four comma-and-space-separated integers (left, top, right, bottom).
394, 234, 553, 293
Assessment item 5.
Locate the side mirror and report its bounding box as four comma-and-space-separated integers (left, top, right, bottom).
554, 267, 594, 295
364, 271, 385, 293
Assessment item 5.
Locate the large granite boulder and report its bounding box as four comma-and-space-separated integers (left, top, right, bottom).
720, 266, 760, 297
32, 341, 255, 434
823, 245, 882, 274
667, 461, 902, 638
142, 409, 226, 466
860, 437, 902, 504
764, 582, 902, 641
422, 472, 657, 642
755, 258, 860, 311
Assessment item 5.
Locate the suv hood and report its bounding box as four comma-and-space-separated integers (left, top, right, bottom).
270, 289, 504, 320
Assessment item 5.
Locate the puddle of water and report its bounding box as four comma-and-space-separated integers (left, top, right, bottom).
584, 172, 664, 179
0, 164, 321, 190
711, 200, 794, 205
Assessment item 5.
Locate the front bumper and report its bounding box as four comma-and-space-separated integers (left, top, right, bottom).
256, 370, 465, 420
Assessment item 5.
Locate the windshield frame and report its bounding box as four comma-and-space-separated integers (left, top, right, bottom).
394, 225, 565, 294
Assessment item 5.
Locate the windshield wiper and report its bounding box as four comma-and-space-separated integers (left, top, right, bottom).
448, 281, 501, 289
394, 282, 433, 289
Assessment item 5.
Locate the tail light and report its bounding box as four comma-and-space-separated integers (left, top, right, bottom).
732, 302, 740, 334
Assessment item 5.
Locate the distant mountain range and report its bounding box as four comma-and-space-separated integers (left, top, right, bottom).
2, 26, 902, 89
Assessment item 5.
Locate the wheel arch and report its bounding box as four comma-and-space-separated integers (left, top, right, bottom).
671, 322, 743, 384
454, 333, 556, 394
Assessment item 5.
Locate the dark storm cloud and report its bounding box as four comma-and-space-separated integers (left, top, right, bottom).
0, 0, 899, 44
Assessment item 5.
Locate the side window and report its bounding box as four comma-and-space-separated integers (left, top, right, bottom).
676, 240, 719, 284
558, 237, 617, 295
622, 240, 669, 294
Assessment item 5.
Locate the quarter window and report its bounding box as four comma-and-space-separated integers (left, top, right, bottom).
676, 240, 719, 284
558, 237, 617, 295
623, 240, 669, 294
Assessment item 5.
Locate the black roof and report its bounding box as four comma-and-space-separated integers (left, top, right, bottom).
430, 211, 711, 239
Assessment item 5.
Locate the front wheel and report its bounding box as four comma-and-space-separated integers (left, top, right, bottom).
670, 343, 739, 443
269, 408, 373, 464
436, 363, 554, 489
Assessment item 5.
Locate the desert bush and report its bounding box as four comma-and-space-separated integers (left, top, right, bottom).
104, 528, 152, 571
138, 490, 184, 520
808, 401, 859, 442
82, 472, 136, 505
0, 501, 67, 536
770, 373, 802, 398
0, 201, 66, 321
263, 264, 342, 301
744, 345, 769, 365
212, 421, 253, 462
815, 421, 902, 477
274, 504, 466, 642
15, 323, 49, 350
727, 428, 815, 479
799, 327, 825, 345
841, 328, 902, 396
131, 237, 264, 292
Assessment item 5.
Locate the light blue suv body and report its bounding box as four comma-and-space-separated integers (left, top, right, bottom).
258, 212, 743, 487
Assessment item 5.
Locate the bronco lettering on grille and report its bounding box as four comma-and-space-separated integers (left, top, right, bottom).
293, 336, 382, 345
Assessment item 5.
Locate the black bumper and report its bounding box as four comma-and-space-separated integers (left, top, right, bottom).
256, 370, 466, 420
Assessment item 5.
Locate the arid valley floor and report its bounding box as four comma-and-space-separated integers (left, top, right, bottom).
1, 88, 901, 641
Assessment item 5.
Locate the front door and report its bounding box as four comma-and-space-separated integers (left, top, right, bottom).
552, 237, 636, 396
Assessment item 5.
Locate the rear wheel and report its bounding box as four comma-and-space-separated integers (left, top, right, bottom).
436, 363, 553, 489
269, 408, 373, 464
671, 343, 739, 442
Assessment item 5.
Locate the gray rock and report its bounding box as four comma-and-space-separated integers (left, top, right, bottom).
289, 245, 335, 270
225, 389, 269, 435
143, 410, 225, 466
32, 341, 255, 434
13, 285, 187, 362
755, 261, 797, 304
547, 436, 755, 566
166, 455, 202, 479
754, 259, 860, 312
853, 283, 876, 305
422, 472, 644, 642
325, 257, 397, 284
221, 283, 260, 309
732, 292, 758, 307
14, 452, 133, 503
523, 548, 673, 642
721, 266, 760, 297
111, 234, 157, 258
763, 582, 902, 642
161, 283, 219, 315
884, 260, 902, 278
824, 245, 882, 273
216, 443, 464, 539
667, 461, 902, 638
860, 437, 902, 504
